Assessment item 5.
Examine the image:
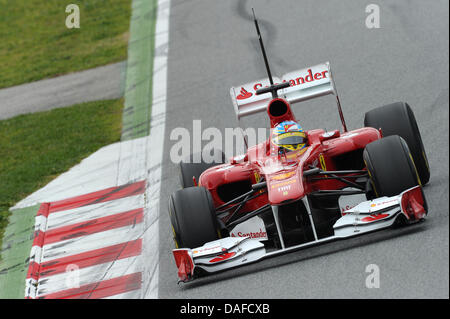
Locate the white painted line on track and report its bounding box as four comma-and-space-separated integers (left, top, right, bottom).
141, 0, 171, 299
117, 135, 150, 186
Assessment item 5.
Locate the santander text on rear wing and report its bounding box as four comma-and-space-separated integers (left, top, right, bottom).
230, 62, 348, 131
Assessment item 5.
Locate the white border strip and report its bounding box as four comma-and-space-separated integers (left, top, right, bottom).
141, 0, 171, 299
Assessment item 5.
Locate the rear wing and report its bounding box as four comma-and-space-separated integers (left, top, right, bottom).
230, 62, 347, 131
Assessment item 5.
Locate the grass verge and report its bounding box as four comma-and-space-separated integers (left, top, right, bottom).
0, 0, 132, 89
0, 99, 124, 253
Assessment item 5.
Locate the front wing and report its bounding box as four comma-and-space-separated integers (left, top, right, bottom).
172, 186, 427, 283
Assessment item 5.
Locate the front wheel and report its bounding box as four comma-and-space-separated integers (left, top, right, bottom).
364, 102, 430, 185
363, 135, 420, 197
169, 186, 220, 248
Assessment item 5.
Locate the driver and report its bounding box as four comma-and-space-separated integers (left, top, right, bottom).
271, 120, 308, 154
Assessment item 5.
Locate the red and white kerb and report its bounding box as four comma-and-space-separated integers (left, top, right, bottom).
25, 181, 146, 299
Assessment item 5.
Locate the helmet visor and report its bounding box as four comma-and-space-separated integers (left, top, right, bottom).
272, 131, 307, 147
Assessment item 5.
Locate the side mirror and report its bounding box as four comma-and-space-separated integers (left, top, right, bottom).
319, 130, 340, 142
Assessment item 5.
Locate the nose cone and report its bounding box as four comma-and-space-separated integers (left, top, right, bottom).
266, 168, 305, 205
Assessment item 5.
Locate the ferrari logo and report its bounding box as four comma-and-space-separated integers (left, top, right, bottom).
319, 153, 327, 171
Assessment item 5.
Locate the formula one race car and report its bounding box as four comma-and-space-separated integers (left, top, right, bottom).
168, 12, 430, 283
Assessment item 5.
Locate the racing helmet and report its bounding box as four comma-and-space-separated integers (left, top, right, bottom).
271, 121, 308, 152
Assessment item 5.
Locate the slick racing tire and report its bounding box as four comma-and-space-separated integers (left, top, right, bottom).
179, 150, 225, 188
169, 186, 220, 249
363, 135, 420, 197
364, 102, 430, 185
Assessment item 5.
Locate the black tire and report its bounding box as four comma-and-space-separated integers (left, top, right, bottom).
179, 150, 225, 188
168, 186, 220, 248
363, 135, 420, 197
364, 102, 430, 185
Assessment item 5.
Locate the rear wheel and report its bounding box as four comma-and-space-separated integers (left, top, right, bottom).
169, 186, 220, 248
364, 102, 430, 185
363, 135, 420, 197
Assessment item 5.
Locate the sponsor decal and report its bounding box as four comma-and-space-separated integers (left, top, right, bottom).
230, 216, 268, 241
236, 68, 329, 100
270, 179, 296, 189
288, 68, 329, 86
361, 213, 390, 222
236, 87, 253, 100
192, 245, 222, 256
209, 252, 236, 263
254, 171, 261, 183
370, 199, 397, 207
319, 153, 327, 171
271, 171, 296, 181
277, 185, 291, 193
231, 228, 267, 239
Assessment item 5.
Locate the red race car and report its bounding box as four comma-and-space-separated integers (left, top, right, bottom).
169, 12, 430, 283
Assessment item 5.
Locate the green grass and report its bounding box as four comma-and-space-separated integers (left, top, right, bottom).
0, 99, 124, 252
0, 0, 132, 89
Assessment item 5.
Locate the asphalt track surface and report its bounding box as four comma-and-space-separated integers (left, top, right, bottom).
0, 62, 125, 120
158, 0, 449, 298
